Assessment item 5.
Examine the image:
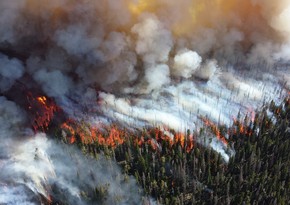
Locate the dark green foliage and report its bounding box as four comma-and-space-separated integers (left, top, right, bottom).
60, 97, 290, 204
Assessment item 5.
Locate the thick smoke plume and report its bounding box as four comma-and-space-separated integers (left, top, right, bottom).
0, 0, 288, 98
0, 0, 289, 203
0, 97, 152, 204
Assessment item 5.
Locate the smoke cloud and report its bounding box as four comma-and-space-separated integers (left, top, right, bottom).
0, 0, 289, 97
0, 54, 24, 92
173, 49, 202, 79
0, 0, 290, 202
0, 97, 151, 204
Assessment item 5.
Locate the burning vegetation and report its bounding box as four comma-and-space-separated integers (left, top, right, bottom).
59, 119, 195, 153
4, 77, 285, 205
49, 97, 290, 205
27, 94, 59, 131
24, 94, 289, 205
0, 0, 290, 204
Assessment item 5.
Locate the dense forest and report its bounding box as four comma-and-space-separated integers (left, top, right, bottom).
52, 96, 289, 205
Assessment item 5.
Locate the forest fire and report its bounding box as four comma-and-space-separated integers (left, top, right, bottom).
150, 128, 195, 152
60, 120, 125, 147
1, 1, 289, 204
201, 117, 228, 146
26, 93, 58, 131
59, 118, 196, 153
20, 86, 198, 153
21, 85, 255, 156
36, 96, 47, 105
231, 117, 254, 137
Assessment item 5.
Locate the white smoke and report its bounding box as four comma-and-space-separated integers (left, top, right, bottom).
0, 1, 289, 201
145, 64, 170, 92
173, 49, 202, 79
194, 60, 219, 80
0, 135, 148, 205
0, 97, 150, 204
132, 14, 173, 64
1, 0, 288, 97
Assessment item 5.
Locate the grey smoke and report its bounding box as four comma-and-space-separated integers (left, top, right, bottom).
0, 54, 24, 92
0, 0, 288, 97
0, 97, 151, 205
33, 69, 73, 98
0, 0, 290, 203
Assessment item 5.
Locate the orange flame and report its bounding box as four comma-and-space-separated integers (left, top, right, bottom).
37, 96, 47, 105
27, 93, 58, 131
201, 117, 228, 146
231, 116, 253, 137
61, 120, 195, 153
61, 120, 125, 147
97, 127, 125, 147
137, 127, 194, 153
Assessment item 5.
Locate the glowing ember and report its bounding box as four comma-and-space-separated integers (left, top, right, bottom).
27, 93, 58, 131
37, 96, 47, 105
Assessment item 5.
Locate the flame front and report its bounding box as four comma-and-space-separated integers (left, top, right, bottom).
60, 120, 195, 153
27, 93, 58, 131
202, 117, 228, 146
